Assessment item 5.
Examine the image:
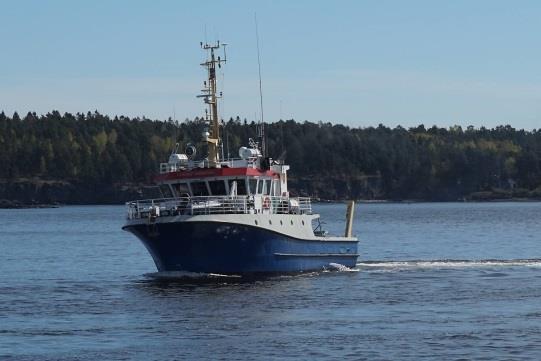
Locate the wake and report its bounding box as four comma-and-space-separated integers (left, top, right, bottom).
326, 262, 360, 272
140, 259, 540, 281
357, 258, 541, 271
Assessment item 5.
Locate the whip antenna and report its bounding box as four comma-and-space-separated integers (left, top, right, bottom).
255, 13, 266, 157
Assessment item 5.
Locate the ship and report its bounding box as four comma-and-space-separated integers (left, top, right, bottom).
122, 41, 359, 274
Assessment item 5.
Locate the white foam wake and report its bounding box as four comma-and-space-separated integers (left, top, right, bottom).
326, 263, 360, 272
357, 259, 541, 270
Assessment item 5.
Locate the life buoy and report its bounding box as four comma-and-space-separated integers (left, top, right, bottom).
262, 196, 271, 209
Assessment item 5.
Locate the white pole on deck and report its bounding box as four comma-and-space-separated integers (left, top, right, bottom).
345, 200, 355, 237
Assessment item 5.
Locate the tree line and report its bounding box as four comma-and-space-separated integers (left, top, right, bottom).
1, 110, 540, 201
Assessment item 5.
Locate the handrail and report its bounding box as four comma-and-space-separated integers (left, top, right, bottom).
159, 158, 258, 174
125, 195, 312, 220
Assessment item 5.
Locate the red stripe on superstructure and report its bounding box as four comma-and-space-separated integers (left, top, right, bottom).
154, 167, 278, 182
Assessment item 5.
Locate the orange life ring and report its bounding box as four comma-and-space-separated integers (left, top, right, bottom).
263, 196, 270, 209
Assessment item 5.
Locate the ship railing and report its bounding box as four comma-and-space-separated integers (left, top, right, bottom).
160, 163, 180, 173
296, 197, 312, 214
125, 195, 312, 220
159, 158, 259, 174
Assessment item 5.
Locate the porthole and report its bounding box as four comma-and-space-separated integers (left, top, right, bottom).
254, 220, 258, 225
290, 220, 294, 226
269, 220, 272, 225
280, 220, 283, 226
302, 220, 305, 226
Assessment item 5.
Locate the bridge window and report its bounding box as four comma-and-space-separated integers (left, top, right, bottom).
257, 179, 264, 194
191, 181, 209, 196
173, 182, 190, 197
209, 180, 226, 195
249, 179, 258, 195
228, 179, 247, 195
271, 180, 279, 196
159, 184, 173, 198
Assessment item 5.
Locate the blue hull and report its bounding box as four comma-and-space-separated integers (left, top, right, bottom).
123, 221, 358, 273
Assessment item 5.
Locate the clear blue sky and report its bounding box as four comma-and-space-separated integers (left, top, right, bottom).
1, 0, 540, 129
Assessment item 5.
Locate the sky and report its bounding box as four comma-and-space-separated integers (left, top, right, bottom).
1, 0, 540, 129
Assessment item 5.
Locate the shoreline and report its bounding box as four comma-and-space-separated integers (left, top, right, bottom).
2, 197, 540, 209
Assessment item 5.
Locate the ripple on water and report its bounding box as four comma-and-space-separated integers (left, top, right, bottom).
2, 203, 541, 360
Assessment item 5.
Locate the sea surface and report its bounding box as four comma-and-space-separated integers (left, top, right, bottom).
1, 202, 541, 360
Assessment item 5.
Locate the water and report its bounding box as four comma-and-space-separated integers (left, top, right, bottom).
1, 202, 541, 360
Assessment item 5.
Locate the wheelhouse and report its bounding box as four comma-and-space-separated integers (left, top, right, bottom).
156, 168, 283, 198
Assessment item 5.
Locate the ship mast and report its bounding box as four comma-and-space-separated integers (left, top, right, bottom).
198, 41, 227, 167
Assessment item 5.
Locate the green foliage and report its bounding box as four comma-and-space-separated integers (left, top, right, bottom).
1, 111, 540, 200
